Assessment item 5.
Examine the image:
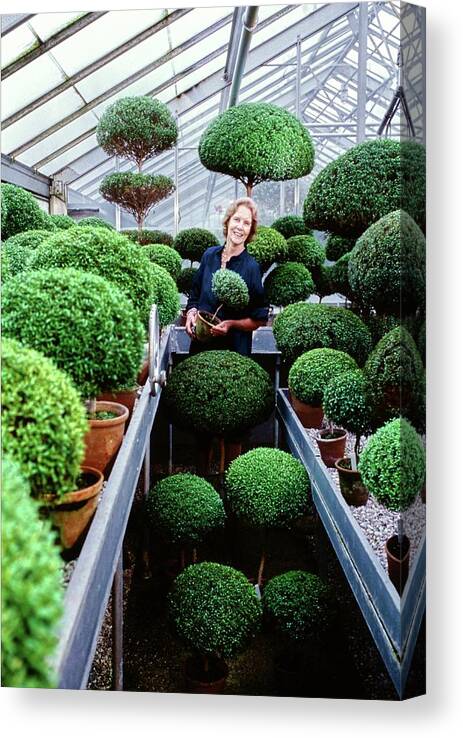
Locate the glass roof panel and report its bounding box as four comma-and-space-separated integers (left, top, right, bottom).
39, 136, 101, 178
1, 53, 64, 118
168, 6, 232, 46
19, 112, 98, 168
1, 23, 36, 68
29, 13, 85, 42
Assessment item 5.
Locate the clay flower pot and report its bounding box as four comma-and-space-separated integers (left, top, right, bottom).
334, 457, 369, 507
385, 534, 410, 595
83, 401, 129, 476
316, 428, 347, 467
195, 310, 221, 343
184, 654, 229, 694
289, 393, 324, 428
97, 388, 139, 423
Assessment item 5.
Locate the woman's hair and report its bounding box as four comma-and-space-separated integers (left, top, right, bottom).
222, 197, 258, 245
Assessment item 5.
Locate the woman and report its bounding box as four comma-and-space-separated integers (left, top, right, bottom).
185, 197, 269, 356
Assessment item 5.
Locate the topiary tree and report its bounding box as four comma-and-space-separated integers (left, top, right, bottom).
173, 227, 218, 264
177, 266, 198, 298
288, 348, 358, 408
323, 369, 372, 459
264, 262, 314, 307
2, 229, 51, 275
146, 262, 180, 328
48, 213, 76, 230
1, 183, 53, 240
225, 448, 310, 587
143, 244, 182, 280
330, 251, 354, 301
313, 264, 334, 303
100, 172, 174, 232
1, 338, 88, 498
325, 233, 356, 262
303, 139, 426, 237
271, 215, 312, 239
348, 210, 426, 317
246, 225, 287, 271
164, 350, 274, 439
96, 96, 178, 171
273, 302, 371, 365
123, 228, 173, 246
282, 235, 325, 272
1, 458, 64, 688
199, 102, 315, 196
211, 268, 249, 314
77, 216, 114, 230
358, 417, 425, 511
2, 268, 144, 403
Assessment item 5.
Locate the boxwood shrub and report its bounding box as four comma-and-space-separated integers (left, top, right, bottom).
246, 225, 288, 270
2, 458, 64, 688
177, 266, 198, 298
2, 229, 51, 275
325, 233, 356, 261
323, 369, 372, 453
330, 251, 353, 300
271, 215, 311, 239
144, 244, 182, 280
173, 227, 218, 263
123, 228, 173, 246
1, 183, 53, 240
77, 216, 114, 230
283, 235, 325, 271
273, 302, 371, 365
262, 570, 332, 641
264, 262, 314, 307
212, 268, 249, 310
358, 418, 425, 511
1, 338, 87, 498
288, 348, 358, 406
313, 264, 334, 301
168, 562, 262, 659
2, 268, 144, 399
48, 213, 76, 230
147, 262, 180, 327
146, 473, 226, 545
164, 350, 274, 438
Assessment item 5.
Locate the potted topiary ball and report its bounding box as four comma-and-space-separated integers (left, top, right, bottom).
177, 267, 198, 299
325, 233, 356, 262
0, 183, 53, 240
168, 562, 262, 693
358, 418, 425, 593
264, 262, 314, 308
225, 448, 310, 588
271, 214, 312, 239
173, 227, 218, 265
123, 228, 173, 246
246, 225, 287, 272
195, 268, 250, 342
2, 229, 52, 276
143, 243, 182, 281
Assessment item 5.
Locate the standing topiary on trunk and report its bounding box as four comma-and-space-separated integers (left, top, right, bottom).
173, 227, 218, 264
144, 244, 182, 280
271, 215, 312, 239
289, 349, 358, 407
323, 369, 372, 460
100, 172, 174, 232
330, 251, 354, 301
1, 183, 53, 240
199, 103, 315, 196
246, 225, 287, 271
123, 228, 173, 246
313, 264, 334, 302
325, 233, 356, 261
2, 229, 52, 275
211, 268, 249, 312
264, 262, 314, 307
282, 235, 325, 272
48, 213, 75, 230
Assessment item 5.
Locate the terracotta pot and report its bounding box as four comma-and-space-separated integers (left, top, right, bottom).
335, 457, 369, 507
97, 388, 139, 423
137, 358, 149, 386
316, 428, 347, 467
385, 534, 410, 595
83, 401, 129, 476
289, 393, 324, 428
185, 654, 228, 694
40, 467, 104, 549
195, 310, 220, 343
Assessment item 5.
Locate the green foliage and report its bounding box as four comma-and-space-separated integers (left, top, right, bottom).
211, 268, 249, 311
173, 227, 218, 262
48, 213, 75, 230
283, 235, 325, 271
264, 262, 314, 307
225, 447, 309, 528
323, 369, 371, 437
358, 418, 425, 511
96, 96, 177, 167
144, 244, 182, 280
271, 215, 311, 239
289, 348, 358, 406
1, 183, 52, 240
330, 252, 353, 299
417, 320, 426, 365
146, 473, 226, 545
273, 302, 371, 365
77, 216, 114, 230
2, 229, 51, 275
168, 562, 262, 659
1, 458, 63, 688
2, 268, 144, 398
325, 233, 356, 261
262, 571, 332, 642
146, 262, 180, 328
246, 225, 287, 270
348, 210, 426, 316
100, 172, 174, 227
303, 139, 426, 236
164, 350, 274, 438
123, 228, 173, 246
198, 103, 315, 191
177, 267, 198, 297
1, 338, 87, 498
313, 264, 334, 300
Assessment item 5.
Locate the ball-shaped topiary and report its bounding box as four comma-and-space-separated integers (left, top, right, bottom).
1, 183, 52, 240
262, 570, 332, 641
168, 562, 262, 659
246, 225, 288, 270
1, 458, 64, 688
313, 264, 334, 301
146, 473, 226, 545
164, 350, 274, 438
288, 348, 358, 406
303, 139, 426, 237
2, 229, 51, 275
77, 216, 114, 230
100, 172, 175, 229
264, 262, 314, 307
2, 269, 144, 399
143, 244, 182, 280
173, 227, 218, 263
48, 213, 76, 230
271, 215, 312, 239
330, 251, 353, 300
199, 102, 315, 195
323, 369, 372, 451
1, 338, 88, 498
96, 96, 178, 168
283, 235, 325, 271
225, 447, 309, 528
211, 268, 249, 311
123, 228, 173, 246
325, 233, 356, 262
348, 210, 426, 316
358, 418, 425, 511
177, 266, 198, 298
146, 262, 180, 327
273, 302, 371, 365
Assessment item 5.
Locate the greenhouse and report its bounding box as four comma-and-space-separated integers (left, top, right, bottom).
1, 2, 426, 701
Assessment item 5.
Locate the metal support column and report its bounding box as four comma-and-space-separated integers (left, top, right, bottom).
174, 123, 180, 235
273, 354, 280, 448
279, 182, 285, 217
294, 35, 302, 213
357, 2, 368, 143
228, 6, 259, 107
111, 552, 123, 690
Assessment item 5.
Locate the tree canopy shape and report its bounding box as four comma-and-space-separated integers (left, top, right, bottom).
100, 172, 174, 230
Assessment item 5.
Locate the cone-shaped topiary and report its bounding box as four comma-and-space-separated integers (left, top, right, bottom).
303, 139, 426, 236
173, 227, 218, 263
48, 213, 76, 230
123, 228, 173, 246
273, 302, 371, 365
289, 348, 358, 406
313, 264, 334, 302
330, 251, 354, 300
77, 216, 114, 230
1, 458, 64, 688
100, 172, 175, 231
144, 244, 182, 280
1, 338, 88, 498
325, 233, 356, 261
199, 102, 315, 196
177, 267, 198, 298
323, 369, 372, 458
1, 183, 53, 240
146, 473, 226, 545
282, 235, 325, 271
348, 210, 426, 316
271, 214, 312, 239
146, 262, 180, 327
164, 350, 274, 438
358, 417, 425, 511
2, 229, 52, 276
96, 96, 178, 169
211, 268, 249, 311
2, 269, 144, 399
168, 562, 262, 659
264, 262, 314, 307
246, 225, 287, 271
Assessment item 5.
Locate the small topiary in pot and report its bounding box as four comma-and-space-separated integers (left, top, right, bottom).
177, 267, 198, 298
48, 213, 76, 230
211, 268, 249, 312
1, 458, 64, 688
123, 228, 173, 246
77, 216, 114, 230
173, 227, 218, 264
1, 183, 53, 240
2, 229, 52, 276
264, 262, 314, 307
283, 235, 325, 272
271, 214, 312, 239
246, 225, 288, 271
325, 233, 356, 262
100, 172, 175, 231
143, 244, 182, 280
323, 369, 372, 461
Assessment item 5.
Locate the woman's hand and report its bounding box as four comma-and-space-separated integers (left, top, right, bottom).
210, 319, 233, 337
185, 309, 197, 338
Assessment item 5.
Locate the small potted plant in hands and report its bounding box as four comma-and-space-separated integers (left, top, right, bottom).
168, 562, 262, 693
195, 268, 249, 343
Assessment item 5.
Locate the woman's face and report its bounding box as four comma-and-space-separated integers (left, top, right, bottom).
227, 205, 253, 247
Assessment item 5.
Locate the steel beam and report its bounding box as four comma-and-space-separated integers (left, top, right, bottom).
1, 153, 50, 199
357, 2, 369, 142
